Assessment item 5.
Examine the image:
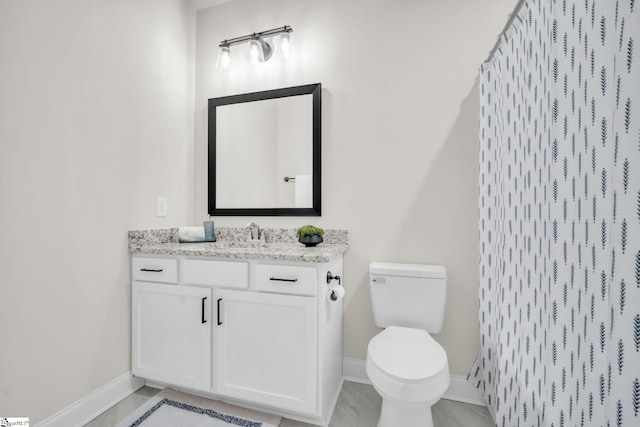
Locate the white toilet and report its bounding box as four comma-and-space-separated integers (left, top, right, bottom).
366, 262, 449, 427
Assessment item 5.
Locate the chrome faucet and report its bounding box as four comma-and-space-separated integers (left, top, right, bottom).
247, 222, 261, 240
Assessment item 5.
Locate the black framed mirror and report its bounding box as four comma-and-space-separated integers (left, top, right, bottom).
208, 83, 321, 216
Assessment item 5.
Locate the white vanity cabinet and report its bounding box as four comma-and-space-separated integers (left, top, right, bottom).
130, 252, 344, 426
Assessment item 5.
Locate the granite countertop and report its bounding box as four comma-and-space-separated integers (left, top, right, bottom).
128, 227, 348, 263
130, 241, 348, 263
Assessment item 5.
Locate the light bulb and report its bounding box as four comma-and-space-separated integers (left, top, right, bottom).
216, 46, 231, 70
249, 39, 262, 64
280, 32, 292, 59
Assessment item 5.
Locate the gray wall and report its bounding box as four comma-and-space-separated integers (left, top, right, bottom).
0, 0, 194, 423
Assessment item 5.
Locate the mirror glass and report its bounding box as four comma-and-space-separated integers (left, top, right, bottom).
208, 84, 321, 216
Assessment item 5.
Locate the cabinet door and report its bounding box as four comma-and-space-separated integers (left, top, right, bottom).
215, 289, 317, 415
132, 281, 211, 391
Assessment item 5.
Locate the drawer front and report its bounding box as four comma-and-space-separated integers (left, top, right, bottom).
132, 257, 178, 283
253, 264, 317, 296
182, 259, 249, 289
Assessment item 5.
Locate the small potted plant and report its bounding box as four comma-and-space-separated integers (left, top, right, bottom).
297, 225, 324, 247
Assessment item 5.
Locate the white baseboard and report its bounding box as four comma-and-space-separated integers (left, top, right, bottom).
343, 357, 487, 407
37, 372, 144, 427
442, 375, 487, 406
343, 357, 370, 384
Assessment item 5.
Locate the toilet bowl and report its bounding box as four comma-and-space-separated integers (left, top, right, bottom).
366, 326, 449, 427
367, 262, 449, 427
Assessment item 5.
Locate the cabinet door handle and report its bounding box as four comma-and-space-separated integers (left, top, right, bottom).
269, 277, 298, 283
140, 268, 163, 272
201, 297, 207, 324
217, 298, 222, 325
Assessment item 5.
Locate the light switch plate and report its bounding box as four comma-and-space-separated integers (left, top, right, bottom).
156, 197, 167, 217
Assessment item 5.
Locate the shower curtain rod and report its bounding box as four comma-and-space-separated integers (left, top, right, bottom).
484, 0, 527, 63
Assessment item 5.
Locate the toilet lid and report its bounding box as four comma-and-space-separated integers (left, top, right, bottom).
368, 326, 448, 382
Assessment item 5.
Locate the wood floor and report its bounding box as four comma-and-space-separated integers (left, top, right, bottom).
85, 381, 495, 427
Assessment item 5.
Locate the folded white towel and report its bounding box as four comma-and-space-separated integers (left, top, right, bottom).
178, 226, 205, 243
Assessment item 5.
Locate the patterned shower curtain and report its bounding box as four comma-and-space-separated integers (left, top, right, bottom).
470, 1, 640, 426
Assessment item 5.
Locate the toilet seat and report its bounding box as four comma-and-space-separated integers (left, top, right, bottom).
366, 326, 450, 405
368, 326, 448, 382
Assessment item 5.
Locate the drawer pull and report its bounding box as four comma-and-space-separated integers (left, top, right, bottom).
269, 277, 298, 283
201, 297, 207, 324
140, 268, 163, 272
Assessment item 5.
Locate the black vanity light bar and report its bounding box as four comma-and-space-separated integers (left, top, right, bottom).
219, 25, 293, 48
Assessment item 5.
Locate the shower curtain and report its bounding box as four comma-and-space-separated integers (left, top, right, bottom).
470, 1, 640, 426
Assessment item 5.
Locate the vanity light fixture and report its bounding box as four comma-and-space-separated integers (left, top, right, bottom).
216, 25, 293, 69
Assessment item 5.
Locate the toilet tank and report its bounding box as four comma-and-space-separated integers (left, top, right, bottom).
369, 262, 447, 333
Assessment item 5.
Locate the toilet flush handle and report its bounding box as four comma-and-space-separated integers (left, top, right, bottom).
371, 277, 385, 284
